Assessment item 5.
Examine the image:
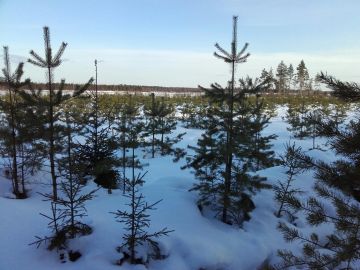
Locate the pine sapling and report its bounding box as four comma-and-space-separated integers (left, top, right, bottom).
26, 26, 93, 200
30, 107, 97, 262
274, 142, 306, 219
0, 46, 30, 198
111, 171, 173, 265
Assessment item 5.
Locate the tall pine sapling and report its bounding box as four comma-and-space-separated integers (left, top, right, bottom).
205, 16, 250, 224
0, 46, 30, 198
186, 17, 274, 225
26, 26, 93, 200
76, 60, 118, 192
31, 106, 97, 262
114, 95, 142, 192
111, 119, 172, 265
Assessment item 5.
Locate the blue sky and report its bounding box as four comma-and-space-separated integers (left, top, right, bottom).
1, 0, 360, 87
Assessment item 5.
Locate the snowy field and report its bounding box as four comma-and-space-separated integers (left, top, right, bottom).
0, 105, 349, 270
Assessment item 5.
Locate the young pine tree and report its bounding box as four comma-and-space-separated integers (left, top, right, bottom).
186, 106, 223, 209
31, 104, 97, 262
111, 118, 172, 265
273, 143, 307, 219
274, 73, 360, 269
113, 95, 143, 192
187, 17, 274, 225
143, 93, 185, 159
77, 60, 118, 192
0, 46, 29, 198
303, 108, 323, 149
285, 100, 310, 139
25, 26, 93, 200
247, 93, 278, 171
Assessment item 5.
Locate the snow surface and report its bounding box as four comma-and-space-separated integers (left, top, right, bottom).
0, 105, 353, 270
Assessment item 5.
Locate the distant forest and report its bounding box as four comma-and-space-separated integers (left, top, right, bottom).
0, 59, 327, 94
0, 81, 200, 93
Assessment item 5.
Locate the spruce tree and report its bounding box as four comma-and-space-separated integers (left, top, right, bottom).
25, 26, 93, 200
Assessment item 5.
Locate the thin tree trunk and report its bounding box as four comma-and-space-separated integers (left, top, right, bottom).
94, 60, 99, 162
20, 143, 26, 196
151, 94, 155, 158
66, 122, 75, 238
8, 88, 20, 197
222, 58, 235, 224
48, 66, 57, 201
130, 146, 136, 263
122, 122, 126, 193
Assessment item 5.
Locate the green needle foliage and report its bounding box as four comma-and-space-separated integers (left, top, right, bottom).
77, 61, 118, 193
186, 17, 274, 225
30, 104, 97, 262
143, 93, 185, 159
111, 117, 172, 265
111, 172, 173, 265
274, 142, 307, 220
23, 26, 93, 201
275, 73, 360, 269
113, 95, 143, 192
0, 46, 32, 198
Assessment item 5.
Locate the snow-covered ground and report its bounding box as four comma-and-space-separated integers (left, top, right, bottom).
0, 106, 347, 270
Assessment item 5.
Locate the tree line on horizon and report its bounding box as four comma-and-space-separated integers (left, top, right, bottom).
0, 80, 200, 93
